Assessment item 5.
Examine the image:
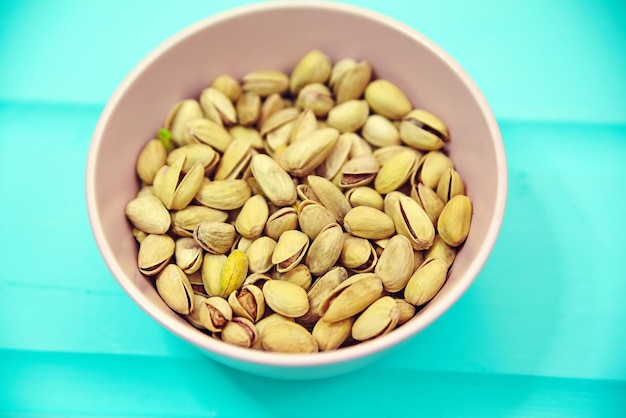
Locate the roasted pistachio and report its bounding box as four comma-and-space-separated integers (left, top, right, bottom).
272, 230, 310, 273
400, 109, 450, 151
198, 296, 233, 332
125, 195, 171, 234
343, 206, 395, 240
437, 195, 472, 247
364, 80, 411, 120
242, 70, 289, 96
404, 258, 448, 306
290, 50, 332, 94
155, 264, 194, 315
221, 317, 257, 348
174, 237, 203, 274
320, 273, 383, 323
262, 321, 318, 353
245, 236, 276, 273
211, 74, 243, 102
263, 279, 309, 318
138, 234, 175, 276
351, 296, 399, 341
136, 139, 167, 185
229, 284, 265, 322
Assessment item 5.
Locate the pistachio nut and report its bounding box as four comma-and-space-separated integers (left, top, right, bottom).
373, 144, 421, 167
424, 235, 457, 267
278, 264, 312, 291
164, 99, 203, 146
404, 257, 448, 306
374, 148, 418, 194
265, 122, 294, 156
307, 175, 352, 223
174, 237, 203, 274
345, 187, 384, 211
364, 79, 412, 120
125, 195, 171, 234
253, 313, 294, 350
296, 83, 334, 117
245, 236, 276, 273
214, 137, 253, 181
198, 296, 233, 332
290, 49, 332, 94
200, 87, 237, 126
171, 205, 228, 237
280, 128, 340, 177
437, 195, 472, 247
329, 58, 357, 88
348, 133, 373, 158
412, 183, 445, 224
195, 178, 252, 210
228, 284, 265, 322
258, 93, 286, 131
211, 74, 242, 102
271, 230, 310, 273
298, 266, 348, 325
136, 139, 167, 185
155, 264, 194, 315
138, 234, 175, 276
436, 168, 465, 204
221, 317, 257, 348
343, 206, 395, 240
236, 92, 261, 127
243, 273, 272, 289
326, 100, 369, 133
167, 143, 220, 174
288, 108, 317, 144
375, 235, 414, 292
154, 157, 204, 210
362, 114, 401, 147
228, 126, 264, 151
400, 109, 450, 151
133, 228, 148, 243
234, 194, 269, 239
333, 60, 372, 104
340, 235, 378, 273
320, 273, 384, 323
296, 183, 321, 203
305, 223, 344, 276
235, 235, 254, 253
260, 107, 300, 137
262, 321, 318, 353
351, 296, 399, 341
339, 154, 380, 188
297, 200, 336, 240
136, 186, 155, 198
386, 193, 435, 250
395, 298, 416, 325
316, 132, 352, 180
186, 293, 208, 329
250, 154, 297, 206
209, 250, 248, 298
413, 151, 454, 190
193, 221, 235, 255
262, 279, 309, 318
201, 253, 226, 296
413, 250, 425, 272
312, 317, 354, 351
184, 118, 232, 152
242, 70, 289, 96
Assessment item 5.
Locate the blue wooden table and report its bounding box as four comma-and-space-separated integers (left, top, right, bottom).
1, 0, 625, 416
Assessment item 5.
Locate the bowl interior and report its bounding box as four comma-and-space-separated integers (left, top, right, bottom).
87, 2, 506, 374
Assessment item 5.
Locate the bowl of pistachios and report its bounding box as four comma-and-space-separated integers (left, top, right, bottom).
86, 1, 507, 379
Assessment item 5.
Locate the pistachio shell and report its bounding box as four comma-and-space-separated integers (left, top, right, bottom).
296, 83, 335, 117
326, 100, 369, 133
364, 79, 412, 120
374, 148, 418, 194
400, 109, 450, 151
278, 264, 312, 291
250, 154, 297, 206
340, 235, 378, 273
437, 195, 472, 247
271, 230, 310, 273
404, 258, 448, 306
211, 74, 242, 102
221, 317, 257, 348
297, 200, 336, 240
236, 92, 261, 127
351, 296, 399, 341
343, 206, 395, 240
185, 293, 208, 329
155, 264, 194, 315
234, 194, 269, 239
290, 50, 332, 94
345, 187, 384, 211
262, 279, 309, 318
412, 183, 445, 224
198, 296, 233, 332
395, 298, 416, 325
312, 317, 354, 351
228, 284, 265, 322
136, 139, 167, 184
242, 70, 289, 96
201, 253, 227, 296
339, 154, 380, 188
200, 87, 237, 125
375, 235, 414, 292
280, 128, 340, 177
320, 273, 384, 323
245, 236, 277, 273
288, 108, 318, 144
348, 133, 373, 158
174, 237, 203, 274
171, 205, 229, 237
193, 221, 235, 254
214, 137, 252, 180
155, 156, 205, 210
167, 143, 219, 174
414, 151, 455, 189
373, 145, 421, 167
316, 132, 353, 180
185, 118, 232, 152
195, 179, 251, 210
329, 58, 357, 88
264, 207, 298, 241
424, 235, 457, 267
258, 93, 286, 130
260, 107, 300, 136
164, 99, 203, 146
436, 168, 465, 203
305, 223, 344, 276
213, 250, 248, 298
138, 234, 175, 276
362, 114, 401, 147
298, 267, 348, 325
387, 193, 435, 250
125, 195, 171, 234
334, 60, 372, 104
262, 321, 318, 353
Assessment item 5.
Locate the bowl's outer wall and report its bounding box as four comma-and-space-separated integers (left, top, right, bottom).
88, 3, 505, 378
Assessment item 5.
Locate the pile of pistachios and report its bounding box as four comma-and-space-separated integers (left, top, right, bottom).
125, 50, 473, 353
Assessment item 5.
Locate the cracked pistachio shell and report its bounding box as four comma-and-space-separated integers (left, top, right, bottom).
364, 79, 412, 120
340, 235, 377, 273
260, 107, 300, 137
395, 298, 416, 325
320, 273, 384, 323
214, 137, 253, 181
195, 179, 251, 210
171, 205, 228, 237
296, 183, 321, 203
184, 118, 232, 152
404, 258, 448, 306
352, 296, 399, 341
296, 83, 334, 117
326, 100, 369, 133
164, 99, 203, 146
278, 264, 312, 291
186, 293, 208, 329
229, 125, 264, 150
330, 58, 357, 88
298, 267, 348, 325
211, 74, 242, 102
305, 223, 344, 276
307, 175, 352, 223
343, 206, 395, 240
362, 114, 401, 147
375, 235, 414, 292
400, 109, 450, 151
156, 264, 194, 315
200, 87, 237, 126
348, 133, 373, 158
235, 194, 269, 239
265, 122, 293, 155
388, 193, 435, 250
412, 183, 445, 224
298, 200, 336, 240
242, 70, 289, 96
437, 195, 472, 247
245, 236, 276, 274
313, 317, 354, 351
374, 148, 418, 194
413, 151, 455, 190
339, 154, 380, 188
288, 108, 317, 144
272, 230, 310, 273
258, 93, 286, 130
221, 317, 257, 348
436, 168, 465, 204
193, 221, 235, 254
262, 279, 309, 318
167, 143, 219, 174
424, 235, 457, 267
174, 237, 203, 274
228, 284, 265, 322
334, 60, 372, 104
236, 92, 261, 127
345, 187, 384, 211
157, 157, 205, 210
262, 321, 318, 353
198, 296, 233, 332
316, 132, 352, 180
125, 195, 171, 234
243, 273, 272, 289
136, 139, 167, 185
138, 234, 175, 276
250, 154, 297, 206
290, 50, 332, 94
280, 128, 340, 177
264, 207, 298, 240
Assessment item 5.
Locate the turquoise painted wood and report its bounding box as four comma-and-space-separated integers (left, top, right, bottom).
1, 0, 625, 416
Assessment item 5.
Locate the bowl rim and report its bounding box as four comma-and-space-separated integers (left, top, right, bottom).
86, 0, 508, 368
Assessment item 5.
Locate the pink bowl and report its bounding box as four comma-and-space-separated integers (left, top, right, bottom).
86, 2, 507, 379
